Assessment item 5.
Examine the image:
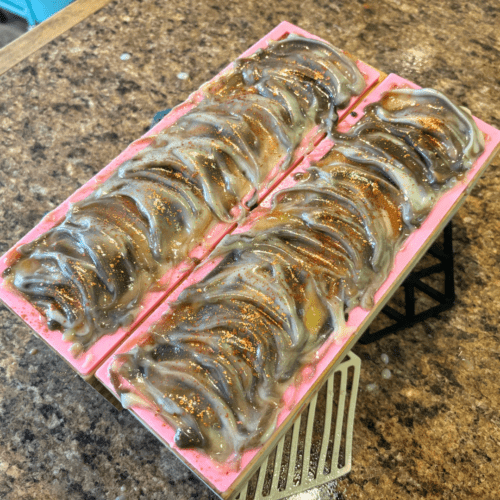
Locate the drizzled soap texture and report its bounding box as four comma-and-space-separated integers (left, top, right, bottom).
5, 34, 365, 353
110, 88, 484, 463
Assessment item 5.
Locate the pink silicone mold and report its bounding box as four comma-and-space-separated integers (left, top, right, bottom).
95, 73, 500, 496
0, 22, 380, 378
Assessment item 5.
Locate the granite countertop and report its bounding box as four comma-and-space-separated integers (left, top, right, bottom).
0, 1, 499, 499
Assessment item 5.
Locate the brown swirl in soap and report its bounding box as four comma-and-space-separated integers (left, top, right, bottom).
110, 88, 484, 463
5, 34, 365, 353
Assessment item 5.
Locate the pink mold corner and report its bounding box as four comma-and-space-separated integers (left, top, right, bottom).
0, 22, 380, 380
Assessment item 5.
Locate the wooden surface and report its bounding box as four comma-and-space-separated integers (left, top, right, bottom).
0, 0, 112, 76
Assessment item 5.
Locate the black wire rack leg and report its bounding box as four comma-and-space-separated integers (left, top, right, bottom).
358, 220, 455, 345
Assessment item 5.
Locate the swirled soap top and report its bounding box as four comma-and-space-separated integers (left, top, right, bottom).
3, 34, 365, 354
109, 88, 484, 464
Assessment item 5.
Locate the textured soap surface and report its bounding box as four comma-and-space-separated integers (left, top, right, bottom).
109, 87, 484, 463
4, 34, 365, 354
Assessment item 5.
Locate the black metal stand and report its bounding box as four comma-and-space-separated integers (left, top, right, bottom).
359, 221, 455, 345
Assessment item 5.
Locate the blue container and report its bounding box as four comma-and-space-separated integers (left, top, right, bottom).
0, 0, 73, 26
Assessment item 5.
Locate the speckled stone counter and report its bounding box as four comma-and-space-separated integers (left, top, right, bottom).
0, 1, 499, 499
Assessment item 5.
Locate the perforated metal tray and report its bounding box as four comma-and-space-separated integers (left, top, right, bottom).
235, 351, 361, 500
